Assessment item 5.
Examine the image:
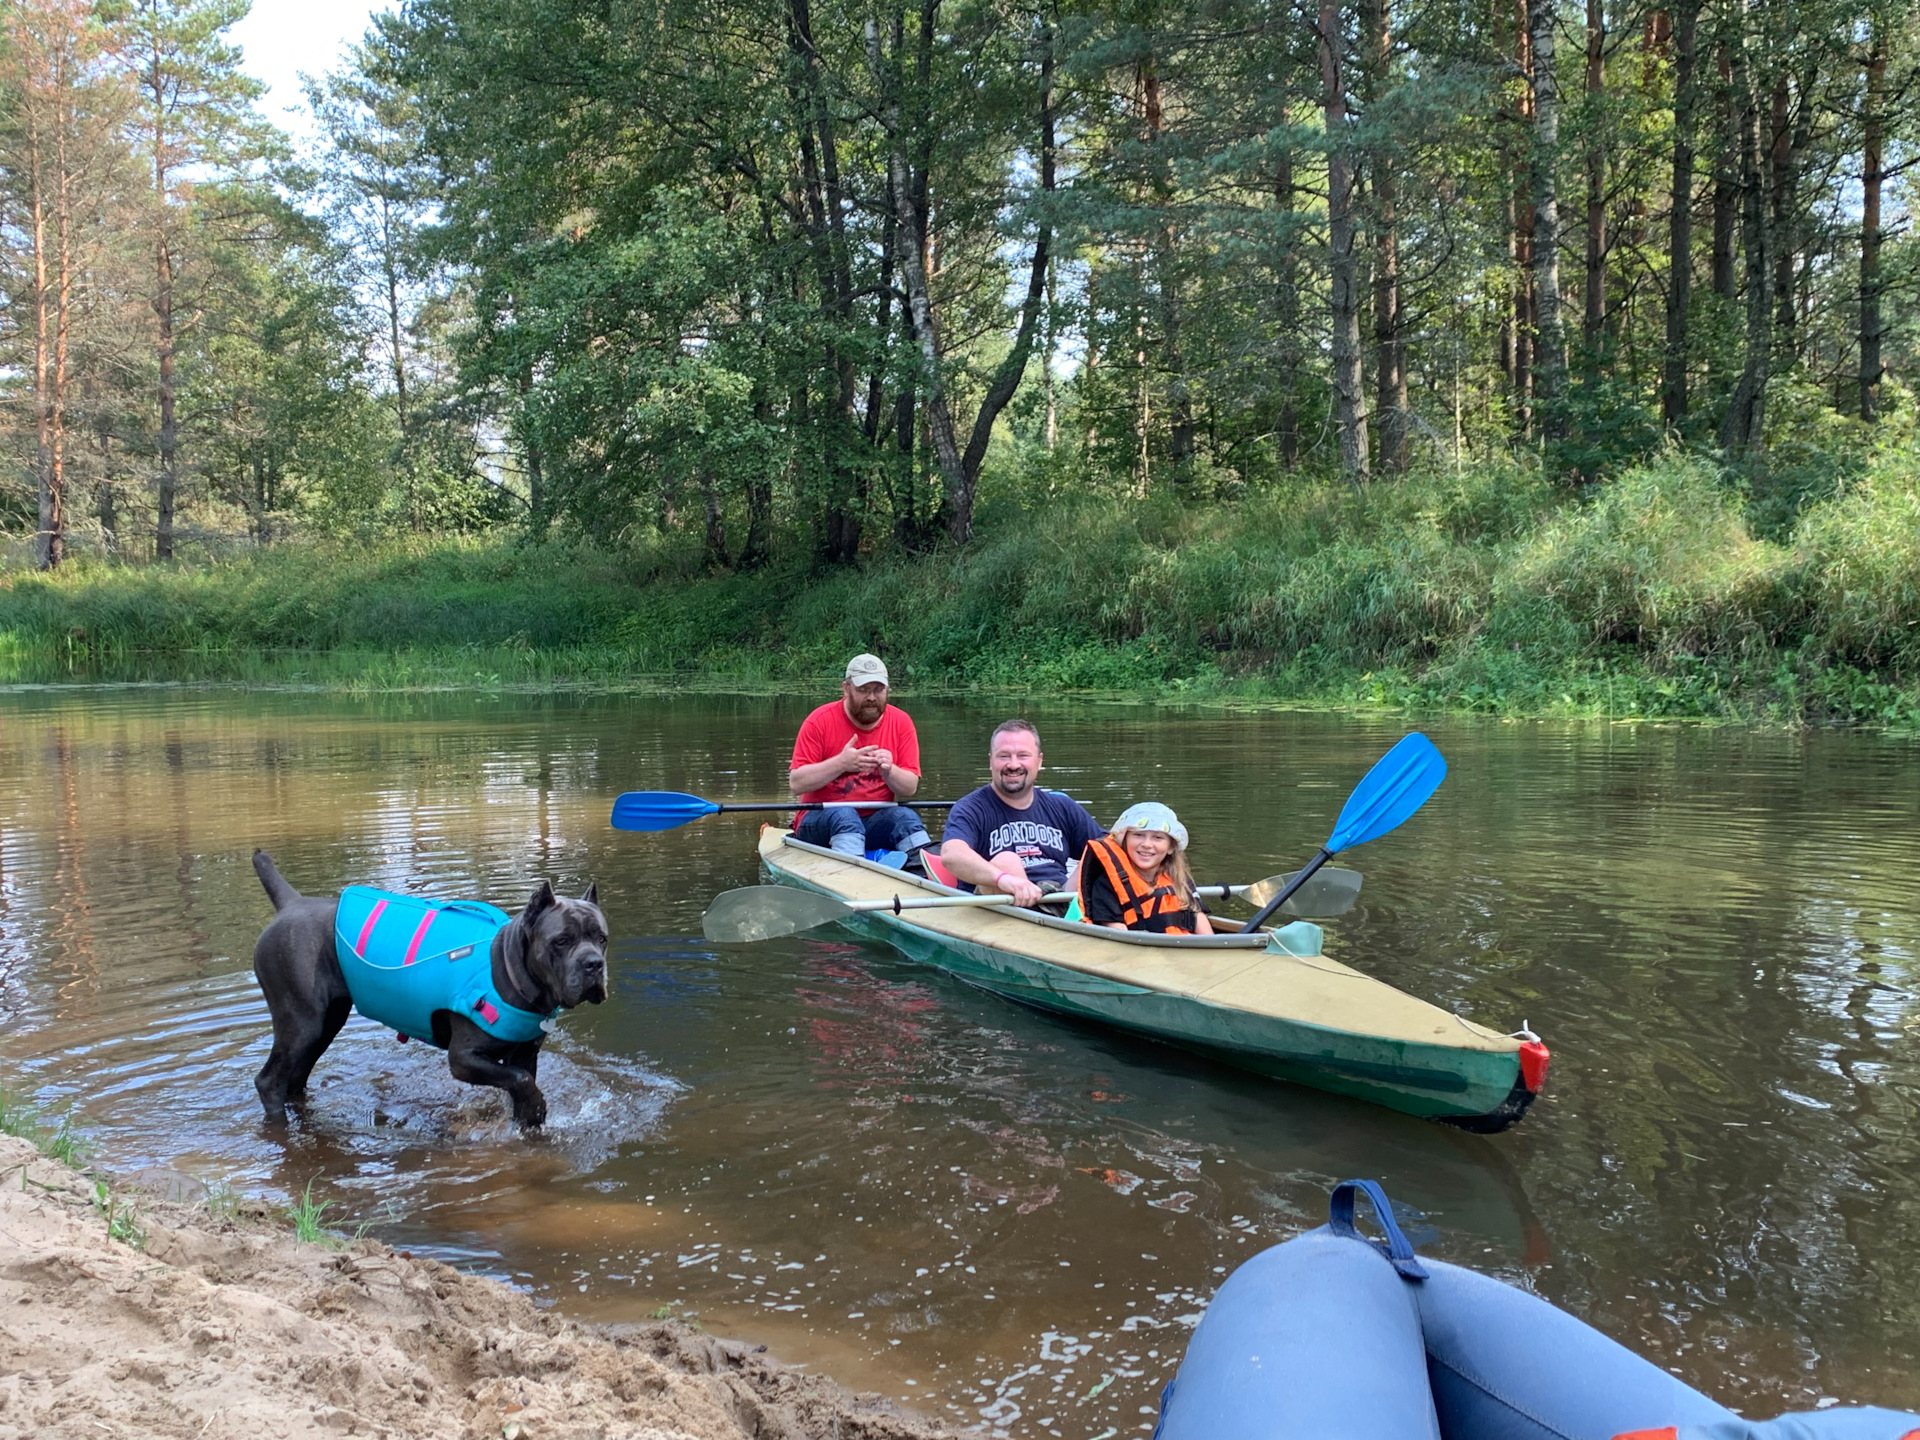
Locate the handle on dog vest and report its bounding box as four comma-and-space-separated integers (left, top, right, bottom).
1329, 1179, 1428, 1281
444, 901, 508, 921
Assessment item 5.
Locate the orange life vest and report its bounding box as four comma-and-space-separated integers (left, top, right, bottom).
1079, 835, 1194, 934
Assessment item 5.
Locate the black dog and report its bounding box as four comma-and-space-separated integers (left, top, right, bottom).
249, 851, 608, 1128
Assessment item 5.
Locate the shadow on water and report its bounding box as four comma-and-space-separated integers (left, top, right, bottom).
1, 686, 1916, 1436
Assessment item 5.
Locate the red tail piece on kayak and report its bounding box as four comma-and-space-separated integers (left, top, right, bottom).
1520, 1040, 1551, 1094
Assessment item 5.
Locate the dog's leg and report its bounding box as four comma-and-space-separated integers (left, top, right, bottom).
444, 1018, 548, 1128
285, 994, 353, 1099
251, 896, 347, 1123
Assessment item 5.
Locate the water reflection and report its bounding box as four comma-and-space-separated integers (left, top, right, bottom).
0, 687, 1916, 1436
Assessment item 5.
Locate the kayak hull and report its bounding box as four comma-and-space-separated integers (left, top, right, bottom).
756, 829, 1542, 1129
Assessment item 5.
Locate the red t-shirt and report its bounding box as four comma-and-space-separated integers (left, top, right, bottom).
789, 701, 921, 806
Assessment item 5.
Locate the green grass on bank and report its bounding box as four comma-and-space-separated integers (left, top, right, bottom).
3, 454, 1919, 728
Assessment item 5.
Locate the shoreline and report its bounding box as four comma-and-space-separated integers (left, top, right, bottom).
0, 1132, 954, 1440
2, 656, 1916, 735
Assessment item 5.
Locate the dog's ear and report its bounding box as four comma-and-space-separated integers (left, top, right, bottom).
581, 880, 599, 907
523, 880, 557, 922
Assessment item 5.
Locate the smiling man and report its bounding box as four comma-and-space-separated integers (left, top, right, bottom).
788, 654, 930, 859
939, 719, 1102, 908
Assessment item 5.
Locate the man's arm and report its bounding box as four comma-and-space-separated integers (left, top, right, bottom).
879, 714, 921, 798
940, 837, 1042, 906
791, 734, 881, 797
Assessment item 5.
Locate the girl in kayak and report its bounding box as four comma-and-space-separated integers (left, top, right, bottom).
1079, 802, 1214, 935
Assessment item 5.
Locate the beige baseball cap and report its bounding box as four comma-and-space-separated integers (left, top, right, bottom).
845, 653, 890, 685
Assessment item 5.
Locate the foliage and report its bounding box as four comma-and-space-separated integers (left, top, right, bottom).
288, 1178, 344, 1246
93, 1177, 146, 1248
4, 457, 1918, 728
2, 0, 1919, 736
0, 1084, 87, 1164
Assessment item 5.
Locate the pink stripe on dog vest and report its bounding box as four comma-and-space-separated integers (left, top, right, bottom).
354, 899, 388, 957
476, 1000, 500, 1025
402, 909, 440, 966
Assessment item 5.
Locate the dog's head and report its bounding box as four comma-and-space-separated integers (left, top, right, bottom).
505, 881, 609, 1011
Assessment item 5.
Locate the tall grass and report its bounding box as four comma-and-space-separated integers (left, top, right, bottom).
0, 1085, 86, 1165
4, 455, 1918, 726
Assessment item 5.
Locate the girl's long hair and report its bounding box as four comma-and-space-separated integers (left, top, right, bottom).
1110, 826, 1196, 903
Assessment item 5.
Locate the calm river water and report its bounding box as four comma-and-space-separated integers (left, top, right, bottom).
1, 687, 1916, 1436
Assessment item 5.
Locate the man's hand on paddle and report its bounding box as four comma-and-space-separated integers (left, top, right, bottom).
990, 858, 1044, 907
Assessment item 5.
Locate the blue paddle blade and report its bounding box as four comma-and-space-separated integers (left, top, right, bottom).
610, 791, 723, 832
1325, 733, 1447, 853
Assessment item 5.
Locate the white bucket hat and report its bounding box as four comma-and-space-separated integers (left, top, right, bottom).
1112, 802, 1189, 851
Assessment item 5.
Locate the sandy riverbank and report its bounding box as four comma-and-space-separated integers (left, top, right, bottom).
0, 1134, 954, 1440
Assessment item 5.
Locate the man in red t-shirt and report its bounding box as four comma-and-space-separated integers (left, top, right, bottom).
788, 654, 931, 859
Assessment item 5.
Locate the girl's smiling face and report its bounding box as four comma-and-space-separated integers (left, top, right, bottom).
1125, 829, 1174, 873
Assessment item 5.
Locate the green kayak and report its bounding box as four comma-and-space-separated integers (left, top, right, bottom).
756, 827, 1549, 1131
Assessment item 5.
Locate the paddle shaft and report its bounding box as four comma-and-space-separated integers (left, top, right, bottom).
844, 893, 1020, 915
830, 874, 1329, 915
718, 799, 960, 814
1240, 846, 1332, 933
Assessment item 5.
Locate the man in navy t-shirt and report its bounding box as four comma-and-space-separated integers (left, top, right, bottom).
940, 719, 1102, 907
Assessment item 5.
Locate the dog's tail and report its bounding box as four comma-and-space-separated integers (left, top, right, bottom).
252, 850, 302, 912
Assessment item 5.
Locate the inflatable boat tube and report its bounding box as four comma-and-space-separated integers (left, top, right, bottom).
1157, 1180, 1920, 1440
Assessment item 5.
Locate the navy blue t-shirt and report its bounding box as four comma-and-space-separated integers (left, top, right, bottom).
941, 786, 1103, 892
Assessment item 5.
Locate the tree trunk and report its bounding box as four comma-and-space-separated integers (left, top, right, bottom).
30, 100, 58, 569
1145, 59, 1194, 478
1321, 0, 1370, 484
1512, 0, 1535, 434
1529, 0, 1568, 440
1368, 0, 1408, 474
1768, 79, 1794, 344
866, 12, 966, 518
701, 479, 726, 569
1719, 50, 1770, 455
1042, 257, 1058, 451
1860, 19, 1886, 420
951, 25, 1055, 531
892, 380, 922, 548
1710, 44, 1737, 301
866, 25, 902, 453
97, 415, 117, 554
155, 231, 178, 560
516, 371, 544, 526
21, 9, 88, 570
1582, 0, 1606, 353
1276, 143, 1301, 469
744, 395, 774, 568
143, 36, 180, 563
381, 194, 409, 440
790, 0, 863, 564
1662, 0, 1699, 425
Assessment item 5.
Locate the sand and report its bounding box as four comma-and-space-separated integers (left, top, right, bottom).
0, 1134, 954, 1440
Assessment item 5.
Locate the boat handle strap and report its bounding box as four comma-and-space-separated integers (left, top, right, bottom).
1329, 1179, 1429, 1281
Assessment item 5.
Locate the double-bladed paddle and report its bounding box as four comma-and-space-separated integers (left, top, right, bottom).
702, 864, 1365, 943
1239, 733, 1447, 934
611, 790, 963, 833
1212, 864, 1363, 916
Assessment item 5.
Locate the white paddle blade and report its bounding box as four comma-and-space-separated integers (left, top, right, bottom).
703, 886, 852, 943
1241, 865, 1363, 918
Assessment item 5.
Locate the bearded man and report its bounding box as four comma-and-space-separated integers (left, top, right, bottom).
787, 654, 931, 860
938, 719, 1101, 908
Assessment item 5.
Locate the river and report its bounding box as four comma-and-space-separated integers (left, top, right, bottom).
1, 687, 1915, 1437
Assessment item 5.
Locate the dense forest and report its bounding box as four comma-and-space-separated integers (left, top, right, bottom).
2, 0, 1919, 721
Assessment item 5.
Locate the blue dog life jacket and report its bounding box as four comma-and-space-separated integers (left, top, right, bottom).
333, 886, 555, 1047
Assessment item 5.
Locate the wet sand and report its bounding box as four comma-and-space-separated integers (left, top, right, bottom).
0, 1134, 952, 1440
